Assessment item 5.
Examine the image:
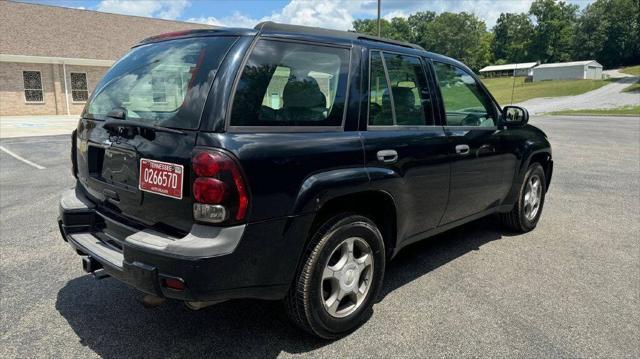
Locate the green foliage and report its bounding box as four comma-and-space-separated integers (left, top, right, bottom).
352, 0, 639, 71
573, 0, 640, 68
352, 18, 411, 42
422, 12, 490, 71
354, 11, 490, 71
620, 65, 640, 76
491, 13, 534, 63
622, 82, 640, 93
528, 0, 579, 63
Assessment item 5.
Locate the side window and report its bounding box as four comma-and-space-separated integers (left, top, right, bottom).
369, 51, 392, 126
433, 61, 495, 127
368, 52, 433, 126
230, 40, 350, 127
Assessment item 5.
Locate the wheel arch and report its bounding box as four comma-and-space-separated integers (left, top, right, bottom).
527, 151, 553, 190
500, 148, 553, 212
306, 190, 398, 259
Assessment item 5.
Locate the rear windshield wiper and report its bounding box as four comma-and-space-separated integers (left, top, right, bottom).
103, 119, 186, 135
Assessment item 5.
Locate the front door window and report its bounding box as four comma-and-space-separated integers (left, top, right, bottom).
433, 62, 495, 127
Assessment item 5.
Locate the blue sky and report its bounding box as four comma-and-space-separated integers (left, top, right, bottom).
19, 0, 594, 29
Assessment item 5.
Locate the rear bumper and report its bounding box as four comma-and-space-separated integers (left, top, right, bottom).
58, 185, 311, 302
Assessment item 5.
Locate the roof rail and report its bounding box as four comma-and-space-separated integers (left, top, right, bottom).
254, 21, 424, 51
357, 35, 424, 50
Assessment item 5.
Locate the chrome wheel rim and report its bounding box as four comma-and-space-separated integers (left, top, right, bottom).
523, 174, 542, 221
321, 237, 374, 318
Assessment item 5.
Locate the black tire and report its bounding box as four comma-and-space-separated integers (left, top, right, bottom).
284, 213, 386, 339
500, 163, 547, 232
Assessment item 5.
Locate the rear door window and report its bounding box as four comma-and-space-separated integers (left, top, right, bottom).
369, 51, 393, 126
230, 39, 350, 127
84, 36, 237, 129
368, 51, 433, 127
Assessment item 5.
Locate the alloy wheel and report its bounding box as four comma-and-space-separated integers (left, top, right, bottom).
321, 237, 374, 318
523, 174, 542, 221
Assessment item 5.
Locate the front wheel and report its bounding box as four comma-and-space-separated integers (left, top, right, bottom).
284, 214, 386, 339
500, 163, 547, 232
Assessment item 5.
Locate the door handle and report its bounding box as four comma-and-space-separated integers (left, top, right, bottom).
377, 149, 398, 163
455, 144, 470, 155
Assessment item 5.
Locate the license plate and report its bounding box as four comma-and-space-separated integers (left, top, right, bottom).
139, 158, 184, 199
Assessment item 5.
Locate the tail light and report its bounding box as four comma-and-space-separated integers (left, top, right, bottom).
191, 150, 249, 224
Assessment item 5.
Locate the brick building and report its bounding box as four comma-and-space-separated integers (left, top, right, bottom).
0, 1, 212, 116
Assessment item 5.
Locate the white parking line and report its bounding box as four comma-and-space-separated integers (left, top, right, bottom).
0, 145, 46, 169
3, 139, 69, 145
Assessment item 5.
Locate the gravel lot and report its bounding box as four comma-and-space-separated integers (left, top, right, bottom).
1, 116, 638, 358
516, 77, 640, 114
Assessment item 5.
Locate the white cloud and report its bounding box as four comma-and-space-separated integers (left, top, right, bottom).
96, 0, 190, 20
373, 0, 535, 26
382, 10, 410, 21
189, 0, 368, 31
125, 0, 593, 31
435, 0, 534, 26
266, 0, 362, 30
185, 0, 539, 32
372, 0, 591, 27
187, 12, 259, 29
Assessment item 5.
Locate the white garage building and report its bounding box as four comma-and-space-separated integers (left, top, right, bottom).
479, 62, 538, 78
532, 60, 603, 81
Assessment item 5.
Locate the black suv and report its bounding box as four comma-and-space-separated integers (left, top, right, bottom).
58, 22, 552, 338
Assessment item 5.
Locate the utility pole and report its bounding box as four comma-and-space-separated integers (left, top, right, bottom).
377, 0, 381, 37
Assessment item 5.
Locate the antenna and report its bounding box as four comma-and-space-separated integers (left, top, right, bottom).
510, 64, 517, 105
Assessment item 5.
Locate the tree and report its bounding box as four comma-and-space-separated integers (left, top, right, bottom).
352, 18, 411, 42
352, 0, 640, 72
528, 0, 579, 63
353, 11, 437, 45
353, 12, 491, 71
422, 12, 491, 71
573, 0, 640, 68
406, 11, 437, 45
491, 13, 535, 63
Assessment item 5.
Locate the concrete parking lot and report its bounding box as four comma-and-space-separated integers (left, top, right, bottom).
1, 116, 638, 357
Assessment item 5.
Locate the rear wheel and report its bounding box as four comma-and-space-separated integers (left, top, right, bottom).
285, 214, 385, 339
501, 163, 547, 232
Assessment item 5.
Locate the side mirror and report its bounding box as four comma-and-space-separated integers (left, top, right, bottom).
502, 105, 529, 127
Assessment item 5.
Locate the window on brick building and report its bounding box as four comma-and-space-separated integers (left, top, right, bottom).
23, 71, 43, 102
70, 73, 89, 102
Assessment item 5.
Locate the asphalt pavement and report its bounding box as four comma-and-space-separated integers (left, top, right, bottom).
1, 116, 638, 358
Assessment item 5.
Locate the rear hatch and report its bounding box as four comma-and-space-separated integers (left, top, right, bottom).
75, 35, 238, 235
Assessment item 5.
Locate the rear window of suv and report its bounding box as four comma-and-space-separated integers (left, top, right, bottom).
84, 36, 238, 129
230, 39, 350, 128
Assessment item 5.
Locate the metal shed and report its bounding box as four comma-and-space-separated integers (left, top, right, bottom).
532, 60, 603, 81
479, 62, 538, 77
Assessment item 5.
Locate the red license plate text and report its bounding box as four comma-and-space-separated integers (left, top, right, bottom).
139, 158, 184, 199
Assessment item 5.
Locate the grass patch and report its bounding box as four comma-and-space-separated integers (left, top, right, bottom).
481, 77, 612, 105
622, 82, 640, 93
549, 105, 640, 116
619, 65, 640, 76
